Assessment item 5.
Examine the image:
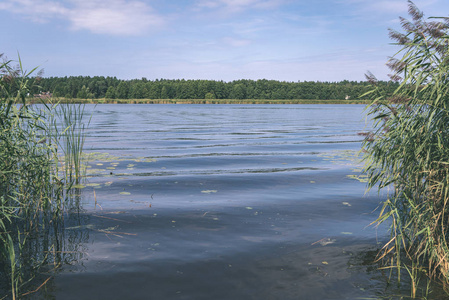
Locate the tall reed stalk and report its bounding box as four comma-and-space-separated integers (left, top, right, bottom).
363, 1, 449, 297
0, 54, 88, 299
52, 103, 89, 183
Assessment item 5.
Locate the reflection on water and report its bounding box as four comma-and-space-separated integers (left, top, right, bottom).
0, 193, 89, 299
10, 105, 444, 299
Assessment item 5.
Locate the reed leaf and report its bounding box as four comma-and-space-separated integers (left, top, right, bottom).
364, 2, 449, 296
0, 54, 89, 298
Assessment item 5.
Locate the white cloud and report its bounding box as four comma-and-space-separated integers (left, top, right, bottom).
340, 0, 442, 16
221, 0, 259, 7
0, 0, 68, 22
195, 0, 284, 13
68, 0, 164, 35
0, 0, 165, 35
134, 52, 390, 82
194, 0, 221, 9
365, 1, 407, 14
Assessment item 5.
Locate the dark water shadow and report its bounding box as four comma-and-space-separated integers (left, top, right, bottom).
16, 207, 445, 300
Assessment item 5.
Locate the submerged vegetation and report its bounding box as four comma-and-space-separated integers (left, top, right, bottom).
364, 1, 449, 297
0, 54, 88, 299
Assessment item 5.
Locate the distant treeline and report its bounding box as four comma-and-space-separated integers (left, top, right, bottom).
26, 77, 398, 100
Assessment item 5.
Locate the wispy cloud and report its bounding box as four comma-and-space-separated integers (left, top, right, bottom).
340, 0, 441, 16
222, 36, 252, 47
68, 0, 164, 35
0, 0, 68, 23
194, 0, 284, 13
363, 0, 408, 14
0, 0, 165, 35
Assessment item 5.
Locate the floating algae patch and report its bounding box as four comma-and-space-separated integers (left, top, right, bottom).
86, 183, 101, 189
72, 184, 86, 189
135, 157, 157, 163
120, 192, 131, 195
346, 174, 368, 183
318, 150, 363, 166
201, 190, 218, 194
84, 152, 121, 162
85, 152, 157, 164
81, 152, 158, 177
68, 151, 158, 183
86, 168, 108, 175
318, 150, 369, 183
83, 152, 158, 175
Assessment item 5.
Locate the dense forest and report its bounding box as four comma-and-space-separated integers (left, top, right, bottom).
25, 77, 398, 100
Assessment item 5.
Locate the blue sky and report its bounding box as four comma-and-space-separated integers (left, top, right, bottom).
1, 0, 448, 82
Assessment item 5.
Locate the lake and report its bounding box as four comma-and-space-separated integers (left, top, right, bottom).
34, 104, 400, 299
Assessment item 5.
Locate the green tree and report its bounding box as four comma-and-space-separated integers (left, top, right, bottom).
129, 82, 147, 99
105, 86, 116, 99
160, 86, 169, 99
231, 83, 246, 99
76, 85, 94, 99
116, 81, 129, 99
205, 92, 216, 99
148, 83, 161, 99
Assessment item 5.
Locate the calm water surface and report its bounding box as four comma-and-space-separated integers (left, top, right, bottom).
39, 105, 402, 299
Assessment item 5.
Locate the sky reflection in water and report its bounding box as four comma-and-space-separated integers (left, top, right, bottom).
40, 105, 414, 299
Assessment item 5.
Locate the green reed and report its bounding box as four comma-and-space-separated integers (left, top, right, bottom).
363, 1, 449, 297
0, 54, 88, 299
51, 102, 89, 183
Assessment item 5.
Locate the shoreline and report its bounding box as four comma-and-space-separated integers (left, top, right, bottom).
31, 98, 371, 105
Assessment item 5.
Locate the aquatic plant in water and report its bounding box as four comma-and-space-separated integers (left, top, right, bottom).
363, 1, 449, 297
0, 54, 89, 299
